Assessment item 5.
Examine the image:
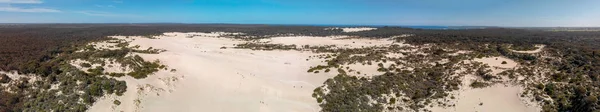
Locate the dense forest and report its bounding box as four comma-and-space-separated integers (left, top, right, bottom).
1, 24, 600, 111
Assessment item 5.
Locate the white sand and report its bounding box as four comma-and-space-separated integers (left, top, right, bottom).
87, 33, 541, 112
325, 27, 377, 32
164, 32, 244, 37
343, 62, 396, 77
474, 56, 517, 75
474, 56, 517, 69
89, 41, 121, 50
89, 33, 402, 112
70, 59, 133, 74
426, 57, 540, 112
448, 50, 471, 56
427, 84, 541, 112
262, 36, 404, 48
511, 45, 545, 54
0, 71, 41, 92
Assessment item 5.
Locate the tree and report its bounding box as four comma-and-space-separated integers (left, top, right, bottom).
80, 63, 92, 67
0, 73, 11, 83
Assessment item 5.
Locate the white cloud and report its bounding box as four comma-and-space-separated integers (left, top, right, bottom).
0, 6, 60, 12
0, 0, 43, 4
75, 11, 138, 17
0, 0, 58, 13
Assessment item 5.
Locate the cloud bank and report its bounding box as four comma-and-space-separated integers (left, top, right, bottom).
0, 0, 43, 4
0, 6, 60, 12
0, 0, 61, 13
75, 11, 139, 18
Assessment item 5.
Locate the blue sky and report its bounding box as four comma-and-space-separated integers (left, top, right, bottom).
1, 0, 599, 27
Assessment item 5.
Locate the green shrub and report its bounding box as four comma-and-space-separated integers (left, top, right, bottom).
0, 73, 11, 83
80, 63, 92, 68
470, 81, 489, 88
87, 66, 105, 75
317, 97, 323, 103
113, 100, 121, 105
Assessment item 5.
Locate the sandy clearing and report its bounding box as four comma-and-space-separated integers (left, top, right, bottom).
474, 57, 517, 69
448, 50, 471, 56
89, 41, 121, 50
342, 62, 395, 77
385, 52, 406, 58
474, 56, 517, 75
89, 70, 181, 112
163, 32, 244, 37
427, 84, 541, 112
262, 36, 405, 48
426, 56, 540, 112
90, 33, 363, 112
0, 71, 41, 92
70, 59, 133, 74
511, 45, 545, 54
87, 32, 541, 112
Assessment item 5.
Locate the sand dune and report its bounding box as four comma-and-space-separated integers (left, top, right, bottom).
262, 36, 403, 48
427, 56, 540, 112
474, 56, 517, 74
88, 33, 541, 112
89, 33, 400, 112
428, 84, 540, 112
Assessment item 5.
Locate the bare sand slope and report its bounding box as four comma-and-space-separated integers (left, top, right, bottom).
89, 33, 396, 112
427, 56, 540, 112
512, 45, 545, 53
262, 36, 402, 48
428, 84, 540, 112
474, 56, 517, 74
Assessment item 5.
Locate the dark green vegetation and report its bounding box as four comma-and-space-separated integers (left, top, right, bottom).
0, 36, 164, 111
75, 41, 164, 78
469, 81, 490, 88
305, 45, 477, 111
0, 73, 10, 83
113, 100, 121, 105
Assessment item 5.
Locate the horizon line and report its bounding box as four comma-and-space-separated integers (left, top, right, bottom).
0, 23, 599, 28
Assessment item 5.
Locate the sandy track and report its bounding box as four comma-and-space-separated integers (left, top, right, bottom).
511, 45, 545, 54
